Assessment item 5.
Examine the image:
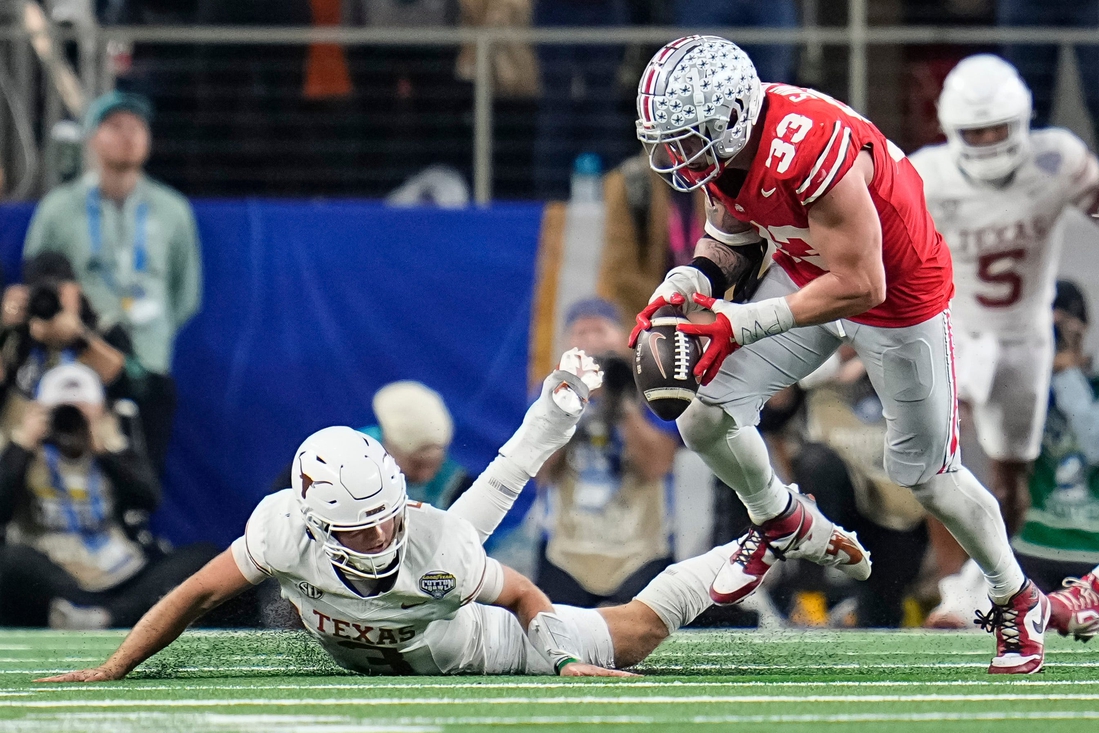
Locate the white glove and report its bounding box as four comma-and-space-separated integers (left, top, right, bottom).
499, 349, 603, 476
650, 266, 712, 315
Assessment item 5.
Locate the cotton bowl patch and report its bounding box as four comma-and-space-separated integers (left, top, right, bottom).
419, 571, 457, 599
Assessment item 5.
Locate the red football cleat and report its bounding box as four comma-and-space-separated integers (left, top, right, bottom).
977, 580, 1050, 675
709, 487, 871, 606
1048, 571, 1099, 641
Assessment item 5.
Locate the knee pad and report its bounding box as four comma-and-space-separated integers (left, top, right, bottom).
676, 399, 735, 452
884, 451, 939, 489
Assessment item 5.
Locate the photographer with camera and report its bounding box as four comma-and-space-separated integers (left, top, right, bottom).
0, 363, 215, 628
0, 254, 132, 419
534, 298, 679, 606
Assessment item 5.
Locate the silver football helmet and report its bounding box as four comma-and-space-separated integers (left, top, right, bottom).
636, 35, 763, 191
937, 54, 1032, 182
294, 426, 408, 580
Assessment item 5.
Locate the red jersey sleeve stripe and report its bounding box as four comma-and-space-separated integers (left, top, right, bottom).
804, 127, 852, 205
796, 121, 842, 196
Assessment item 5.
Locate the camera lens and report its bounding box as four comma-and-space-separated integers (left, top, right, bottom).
28, 285, 62, 321
48, 404, 91, 456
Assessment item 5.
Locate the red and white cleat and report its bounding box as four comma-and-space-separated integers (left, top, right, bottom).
709, 487, 872, 606
977, 580, 1050, 675
1048, 572, 1099, 641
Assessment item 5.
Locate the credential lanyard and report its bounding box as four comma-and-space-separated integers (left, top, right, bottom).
86, 187, 148, 293
43, 444, 108, 552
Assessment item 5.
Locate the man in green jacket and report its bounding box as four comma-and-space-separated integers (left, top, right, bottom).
22, 91, 202, 474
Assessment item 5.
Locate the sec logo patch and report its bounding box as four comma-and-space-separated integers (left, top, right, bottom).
298, 581, 323, 599
419, 571, 457, 599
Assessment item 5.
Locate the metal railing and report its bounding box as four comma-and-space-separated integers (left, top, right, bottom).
2, 7, 1099, 201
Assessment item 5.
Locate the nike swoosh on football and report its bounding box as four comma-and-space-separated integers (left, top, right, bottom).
761, 187, 776, 197
401, 601, 427, 609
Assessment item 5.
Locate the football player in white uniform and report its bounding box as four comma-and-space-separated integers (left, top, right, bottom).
911, 55, 1099, 538
40, 351, 732, 681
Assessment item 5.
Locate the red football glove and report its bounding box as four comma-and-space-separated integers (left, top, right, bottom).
677, 293, 739, 386
627, 292, 686, 348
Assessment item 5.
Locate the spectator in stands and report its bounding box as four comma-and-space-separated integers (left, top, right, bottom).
23, 91, 203, 475
597, 153, 705, 322
531, 0, 633, 199
671, 0, 799, 84
0, 253, 136, 444
366, 381, 473, 508
999, 0, 1099, 140
1011, 281, 1099, 590
0, 364, 212, 629
534, 297, 678, 606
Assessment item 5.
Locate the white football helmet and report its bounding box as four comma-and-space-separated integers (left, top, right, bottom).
937, 54, 1032, 182
293, 426, 408, 580
636, 35, 763, 192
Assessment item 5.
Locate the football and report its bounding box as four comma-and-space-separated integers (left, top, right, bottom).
633, 305, 702, 420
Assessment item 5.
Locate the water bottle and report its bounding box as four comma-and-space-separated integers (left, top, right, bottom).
570, 153, 603, 204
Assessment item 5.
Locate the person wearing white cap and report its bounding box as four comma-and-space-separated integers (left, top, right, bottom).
366, 381, 470, 508
0, 364, 221, 630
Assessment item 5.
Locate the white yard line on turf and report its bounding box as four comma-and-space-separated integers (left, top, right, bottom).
10, 661, 1099, 676
9, 693, 1099, 708
290, 712, 1099, 725
29, 679, 1099, 693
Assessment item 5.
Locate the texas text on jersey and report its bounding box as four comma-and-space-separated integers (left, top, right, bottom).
231, 491, 491, 675
703, 83, 954, 328
911, 128, 1099, 335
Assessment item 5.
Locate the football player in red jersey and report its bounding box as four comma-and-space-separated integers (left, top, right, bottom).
630, 35, 1048, 674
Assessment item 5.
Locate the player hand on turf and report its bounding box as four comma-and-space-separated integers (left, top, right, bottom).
627, 292, 685, 348
676, 294, 739, 386
559, 661, 640, 678
35, 665, 125, 683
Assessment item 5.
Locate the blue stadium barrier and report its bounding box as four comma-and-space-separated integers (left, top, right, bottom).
0, 200, 544, 547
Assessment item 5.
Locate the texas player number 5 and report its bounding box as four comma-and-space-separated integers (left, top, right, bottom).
765, 113, 813, 174
975, 248, 1025, 308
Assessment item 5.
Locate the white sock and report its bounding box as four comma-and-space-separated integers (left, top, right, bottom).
913, 467, 1025, 604
720, 426, 790, 523
634, 542, 733, 633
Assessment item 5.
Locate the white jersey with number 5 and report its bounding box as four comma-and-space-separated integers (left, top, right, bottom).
911, 128, 1099, 460
910, 128, 1099, 336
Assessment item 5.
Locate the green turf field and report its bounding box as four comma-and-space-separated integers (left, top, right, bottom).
1, 629, 1098, 732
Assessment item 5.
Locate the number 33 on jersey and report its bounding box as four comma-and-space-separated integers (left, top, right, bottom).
704, 83, 954, 329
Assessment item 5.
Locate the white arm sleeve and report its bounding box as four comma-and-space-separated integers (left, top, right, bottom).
450, 351, 601, 542
448, 453, 531, 543
474, 557, 506, 604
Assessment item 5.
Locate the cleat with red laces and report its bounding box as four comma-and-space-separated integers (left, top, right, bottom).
1048, 572, 1099, 641
709, 486, 872, 606
977, 580, 1050, 675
